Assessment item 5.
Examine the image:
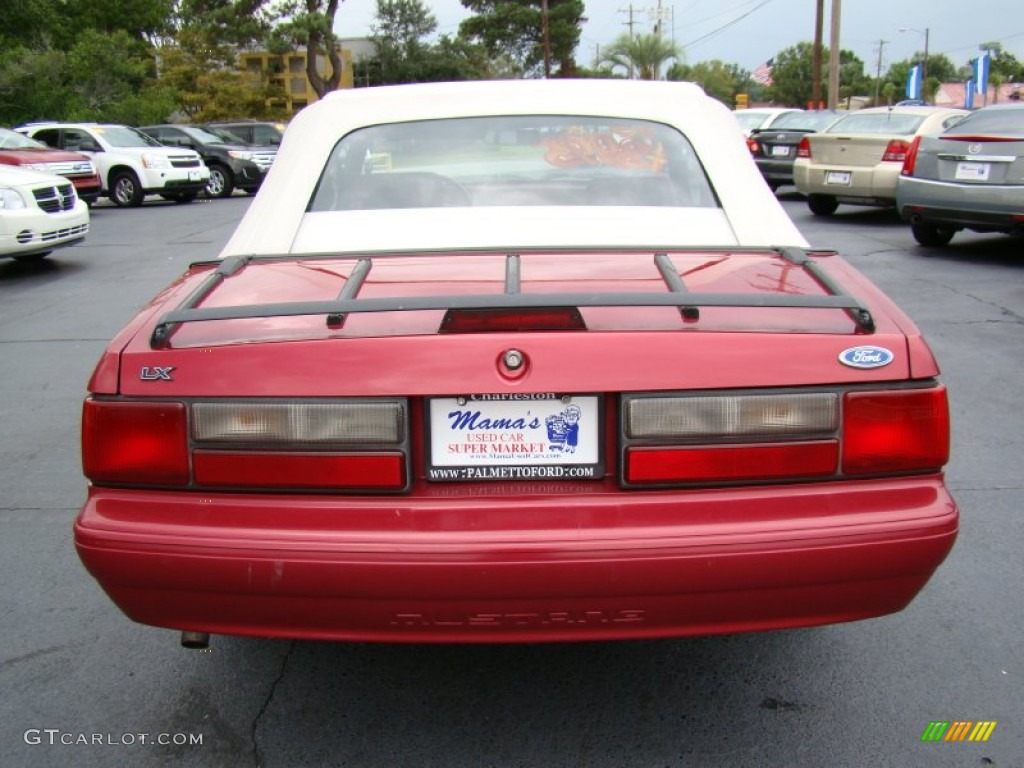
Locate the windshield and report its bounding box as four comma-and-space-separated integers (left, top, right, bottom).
310, 115, 718, 212
184, 126, 236, 144
0, 127, 46, 150
733, 112, 774, 131
826, 112, 925, 135
95, 125, 163, 148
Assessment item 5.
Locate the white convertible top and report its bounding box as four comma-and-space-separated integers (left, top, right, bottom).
221, 79, 807, 256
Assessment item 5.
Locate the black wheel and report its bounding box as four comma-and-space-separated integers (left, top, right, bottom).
205, 164, 234, 198
807, 194, 838, 216
911, 220, 956, 247
110, 170, 144, 207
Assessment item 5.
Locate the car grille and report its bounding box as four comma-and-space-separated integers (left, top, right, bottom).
169, 155, 202, 169
249, 151, 277, 171
32, 183, 77, 213
38, 161, 96, 177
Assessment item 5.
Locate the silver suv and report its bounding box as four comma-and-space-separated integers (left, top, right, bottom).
18, 123, 210, 207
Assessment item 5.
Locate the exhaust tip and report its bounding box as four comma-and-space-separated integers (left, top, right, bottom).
180, 631, 210, 649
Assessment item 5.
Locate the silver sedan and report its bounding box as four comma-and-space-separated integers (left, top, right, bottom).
896, 102, 1024, 246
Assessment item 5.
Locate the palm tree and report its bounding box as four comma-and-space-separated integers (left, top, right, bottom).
599, 32, 681, 80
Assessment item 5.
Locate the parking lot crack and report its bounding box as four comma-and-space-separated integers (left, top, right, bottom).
251, 640, 295, 768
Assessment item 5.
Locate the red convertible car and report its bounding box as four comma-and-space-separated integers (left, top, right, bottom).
75, 80, 957, 646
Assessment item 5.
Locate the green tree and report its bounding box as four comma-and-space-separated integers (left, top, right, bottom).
1, 0, 58, 47
357, 0, 489, 85
668, 59, 744, 105
599, 32, 680, 80
268, 0, 345, 97
63, 29, 175, 123
769, 41, 868, 107
459, 0, 584, 77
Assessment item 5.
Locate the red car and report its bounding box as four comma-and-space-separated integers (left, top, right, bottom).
0, 126, 101, 205
74, 81, 957, 647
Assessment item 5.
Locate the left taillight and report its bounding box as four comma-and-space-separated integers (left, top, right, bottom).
82, 398, 410, 491
82, 400, 190, 486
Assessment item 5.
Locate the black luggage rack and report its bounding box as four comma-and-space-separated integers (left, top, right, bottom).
149, 246, 875, 349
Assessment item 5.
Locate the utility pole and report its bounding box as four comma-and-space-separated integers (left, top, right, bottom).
873, 39, 888, 106
827, 0, 841, 110
541, 0, 551, 78
619, 4, 638, 78
812, 0, 824, 108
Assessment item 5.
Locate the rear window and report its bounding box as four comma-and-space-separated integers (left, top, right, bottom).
826, 112, 924, 135
768, 111, 839, 131
309, 116, 718, 212
944, 107, 1024, 137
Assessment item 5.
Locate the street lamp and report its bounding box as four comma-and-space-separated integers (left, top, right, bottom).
899, 26, 930, 96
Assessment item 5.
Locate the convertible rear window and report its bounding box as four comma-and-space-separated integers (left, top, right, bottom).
309, 116, 718, 211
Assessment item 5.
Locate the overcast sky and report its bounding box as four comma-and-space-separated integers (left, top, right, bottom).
332, 0, 1024, 76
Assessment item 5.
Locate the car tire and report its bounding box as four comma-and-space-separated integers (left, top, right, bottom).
911, 220, 956, 247
807, 194, 838, 216
110, 170, 144, 207
205, 165, 234, 198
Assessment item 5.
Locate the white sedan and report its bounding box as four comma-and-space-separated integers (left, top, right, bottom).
0, 165, 89, 261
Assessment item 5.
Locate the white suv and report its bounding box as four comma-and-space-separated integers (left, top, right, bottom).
17, 123, 210, 207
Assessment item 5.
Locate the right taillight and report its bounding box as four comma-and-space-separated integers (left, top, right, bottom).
796, 136, 812, 159
842, 386, 949, 475
900, 135, 922, 176
621, 386, 949, 487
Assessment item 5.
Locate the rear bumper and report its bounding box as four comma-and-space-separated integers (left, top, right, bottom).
75, 476, 958, 643
794, 161, 901, 204
898, 177, 1024, 232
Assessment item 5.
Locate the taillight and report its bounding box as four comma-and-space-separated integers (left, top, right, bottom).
621, 387, 949, 487
193, 451, 405, 490
82, 398, 409, 491
746, 137, 761, 155
882, 139, 912, 162
900, 136, 922, 176
626, 442, 838, 484
842, 387, 949, 475
797, 137, 811, 159
82, 400, 189, 485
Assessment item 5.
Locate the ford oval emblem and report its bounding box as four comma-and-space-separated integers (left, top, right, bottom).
838, 346, 894, 369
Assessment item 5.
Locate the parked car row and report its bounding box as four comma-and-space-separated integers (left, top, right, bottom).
0, 119, 282, 260
742, 102, 1023, 249
7, 120, 283, 208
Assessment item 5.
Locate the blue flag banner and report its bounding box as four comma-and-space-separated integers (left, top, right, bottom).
965, 79, 975, 108
906, 64, 922, 100
975, 53, 990, 95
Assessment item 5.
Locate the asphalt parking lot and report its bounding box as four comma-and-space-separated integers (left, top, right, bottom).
0, 192, 1021, 767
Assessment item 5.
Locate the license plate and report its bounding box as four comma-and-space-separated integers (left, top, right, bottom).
771, 145, 790, 157
955, 161, 990, 181
826, 171, 851, 185
427, 394, 602, 481
188, 170, 203, 181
